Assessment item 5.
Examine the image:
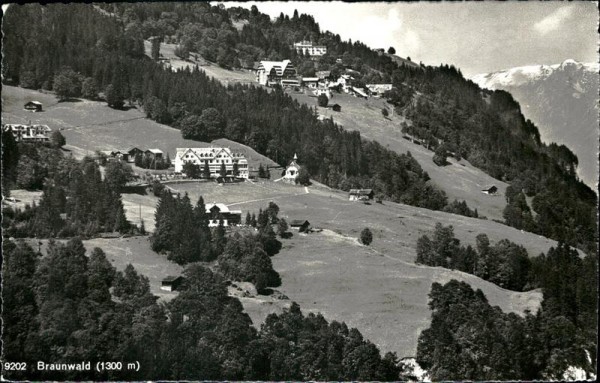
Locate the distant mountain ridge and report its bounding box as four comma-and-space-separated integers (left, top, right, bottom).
471, 59, 599, 189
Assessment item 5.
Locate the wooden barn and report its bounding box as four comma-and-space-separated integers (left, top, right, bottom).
127, 147, 144, 162
481, 185, 498, 195
161, 276, 184, 292
290, 219, 311, 232
24, 101, 42, 112
145, 148, 163, 160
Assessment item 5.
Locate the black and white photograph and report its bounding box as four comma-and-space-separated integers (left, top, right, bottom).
1, 1, 598, 381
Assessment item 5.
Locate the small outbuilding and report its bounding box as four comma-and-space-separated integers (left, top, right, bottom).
290, 219, 311, 232
24, 101, 43, 112
114, 149, 130, 162
161, 276, 184, 292
302, 77, 319, 89
127, 147, 144, 162
145, 148, 163, 160
349, 189, 374, 201
481, 185, 498, 195
350, 87, 369, 99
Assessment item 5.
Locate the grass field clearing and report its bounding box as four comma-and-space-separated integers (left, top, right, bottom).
288, 90, 509, 221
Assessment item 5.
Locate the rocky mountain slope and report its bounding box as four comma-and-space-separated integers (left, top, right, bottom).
471, 60, 599, 189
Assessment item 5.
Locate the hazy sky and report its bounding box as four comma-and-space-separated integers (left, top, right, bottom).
222, 1, 598, 77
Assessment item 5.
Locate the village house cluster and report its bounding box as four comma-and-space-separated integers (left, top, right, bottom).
175, 147, 249, 179
99, 147, 163, 163
255, 42, 393, 102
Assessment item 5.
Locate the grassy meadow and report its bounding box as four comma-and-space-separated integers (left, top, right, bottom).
1, 86, 276, 171
288, 90, 509, 222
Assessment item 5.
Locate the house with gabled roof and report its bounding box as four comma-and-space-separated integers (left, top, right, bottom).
127, 147, 144, 162
289, 219, 311, 232
205, 202, 243, 227
481, 185, 498, 195
349, 189, 374, 201
366, 84, 393, 97
145, 148, 163, 160
161, 276, 184, 291
256, 60, 298, 86
24, 101, 43, 112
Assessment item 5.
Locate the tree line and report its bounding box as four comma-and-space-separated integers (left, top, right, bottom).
151, 191, 284, 292
416, 223, 531, 291
2, 238, 402, 381
415, 226, 597, 380
2, 147, 134, 238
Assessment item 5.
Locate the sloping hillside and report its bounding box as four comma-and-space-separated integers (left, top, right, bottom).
1, 86, 274, 170
140, 179, 554, 357
6, 173, 570, 357
287, 89, 508, 221
3, 82, 561, 358
144, 40, 257, 87
388, 53, 421, 69
136, 45, 510, 221
2, 86, 203, 158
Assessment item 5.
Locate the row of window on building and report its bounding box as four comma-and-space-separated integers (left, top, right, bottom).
2, 123, 51, 142
175, 147, 249, 178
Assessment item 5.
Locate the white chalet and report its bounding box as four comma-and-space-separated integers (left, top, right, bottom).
175, 147, 249, 178
256, 60, 298, 86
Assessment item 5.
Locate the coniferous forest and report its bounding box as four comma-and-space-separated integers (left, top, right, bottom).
415, 224, 597, 380
1, 3, 598, 381
2, 239, 399, 381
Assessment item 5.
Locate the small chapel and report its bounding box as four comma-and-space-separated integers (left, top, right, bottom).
283, 153, 301, 183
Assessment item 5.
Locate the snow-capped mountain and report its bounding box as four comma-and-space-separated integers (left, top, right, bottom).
471, 59, 599, 189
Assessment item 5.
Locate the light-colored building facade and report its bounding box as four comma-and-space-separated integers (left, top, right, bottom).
175, 147, 249, 178
366, 84, 393, 97
2, 123, 51, 142
256, 60, 298, 86
293, 41, 327, 56
283, 153, 301, 183
315, 88, 333, 99
349, 189, 374, 201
